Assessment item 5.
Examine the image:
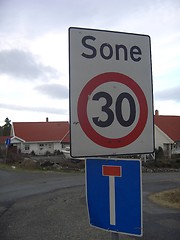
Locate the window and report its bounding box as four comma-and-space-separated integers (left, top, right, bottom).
25, 144, 30, 151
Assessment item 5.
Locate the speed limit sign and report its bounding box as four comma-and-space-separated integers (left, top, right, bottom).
69, 27, 154, 157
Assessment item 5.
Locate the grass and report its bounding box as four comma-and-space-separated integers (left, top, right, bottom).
0, 162, 40, 172
0, 160, 85, 173
149, 188, 180, 210
0, 163, 16, 170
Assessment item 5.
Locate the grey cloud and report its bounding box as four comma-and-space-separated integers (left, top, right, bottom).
0, 103, 68, 115
154, 86, 180, 102
35, 84, 69, 99
0, 0, 151, 36
0, 49, 58, 80
0, 0, 94, 36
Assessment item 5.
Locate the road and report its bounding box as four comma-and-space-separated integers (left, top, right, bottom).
0, 169, 179, 240
0, 169, 84, 204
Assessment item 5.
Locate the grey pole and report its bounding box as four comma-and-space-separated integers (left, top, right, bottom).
111, 232, 119, 240
111, 232, 129, 239
5, 145, 8, 163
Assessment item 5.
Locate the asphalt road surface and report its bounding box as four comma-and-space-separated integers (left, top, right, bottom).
0, 169, 179, 240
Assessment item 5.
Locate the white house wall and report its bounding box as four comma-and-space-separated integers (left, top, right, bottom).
154, 125, 173, 149
172, 142, 180, 154
11, 137, 24, 144
54, 142, 62, 152
26, 143, 38, 154
17, 142, 63, 155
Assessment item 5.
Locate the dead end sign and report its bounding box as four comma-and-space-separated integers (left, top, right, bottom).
86, 158, 143, 236
69, 27, 154, 157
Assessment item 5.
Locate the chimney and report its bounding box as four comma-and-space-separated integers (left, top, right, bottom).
155, 110, 159, 116
46, 117, 49, 122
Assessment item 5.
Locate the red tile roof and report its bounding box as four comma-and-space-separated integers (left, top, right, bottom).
154, 115, 180, 142
12, 121, 70, 142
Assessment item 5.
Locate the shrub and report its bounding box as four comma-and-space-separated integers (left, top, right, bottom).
155, 147, 164, 158
54, 150, 61, 155
45, 151, 51, 156
31, 150, 36, 156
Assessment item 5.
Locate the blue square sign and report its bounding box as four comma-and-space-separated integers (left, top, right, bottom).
86, 158, 143, 237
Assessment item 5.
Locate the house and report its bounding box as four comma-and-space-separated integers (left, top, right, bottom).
154, 110, 180, 158
10, 119, 70, 155
9, 111, 180, 158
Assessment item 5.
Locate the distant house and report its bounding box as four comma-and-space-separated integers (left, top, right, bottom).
154, 110, 180, 157
10, 120, 70, 155
9, 112, 180, 158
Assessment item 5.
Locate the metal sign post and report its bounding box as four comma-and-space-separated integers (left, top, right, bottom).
5, 138, 11, 163
5, 145, 8, 163
111, 232, 131, 239
111, 232, 119, 240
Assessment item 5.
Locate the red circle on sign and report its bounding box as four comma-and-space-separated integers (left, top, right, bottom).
77, 72, 148, 148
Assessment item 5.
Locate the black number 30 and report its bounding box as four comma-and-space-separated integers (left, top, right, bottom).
92, 91, 136, 128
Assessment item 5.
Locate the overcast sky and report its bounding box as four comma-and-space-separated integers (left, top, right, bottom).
0, 0, 180, 125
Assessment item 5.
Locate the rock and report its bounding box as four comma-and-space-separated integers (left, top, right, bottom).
21, 158, 40, 169
40, 160, 54, 167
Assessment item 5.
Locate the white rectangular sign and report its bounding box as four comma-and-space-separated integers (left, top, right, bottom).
69, 27, 154, 157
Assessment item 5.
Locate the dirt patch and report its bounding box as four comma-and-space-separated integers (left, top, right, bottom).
149, 188, 180, 210
21, 158, 40, 169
